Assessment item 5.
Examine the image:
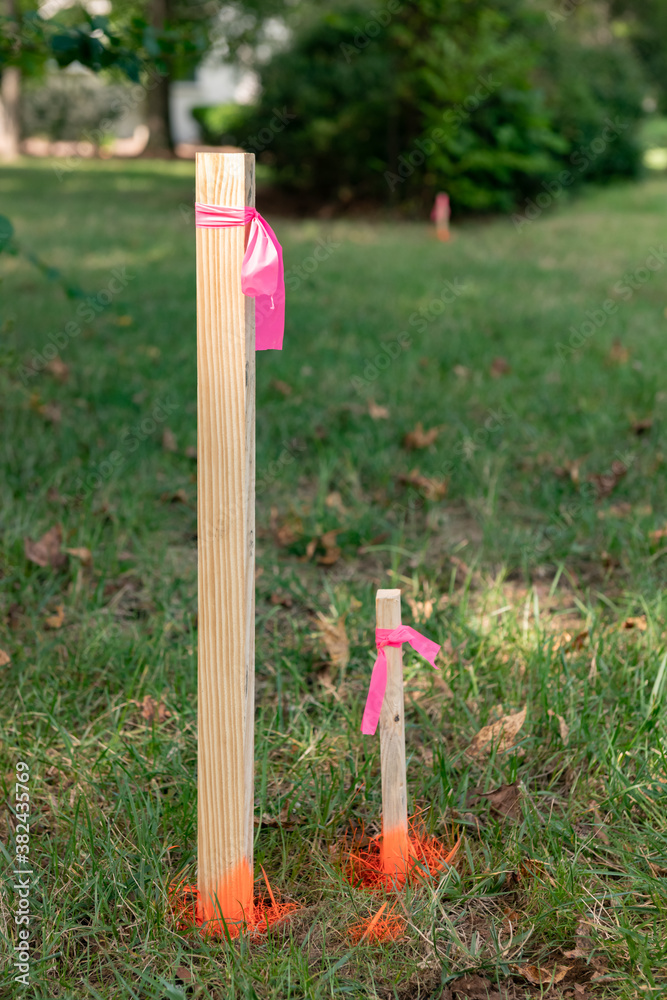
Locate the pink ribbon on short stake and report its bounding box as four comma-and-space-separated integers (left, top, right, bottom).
195, 203, 285, 350
361, 626, 441, 736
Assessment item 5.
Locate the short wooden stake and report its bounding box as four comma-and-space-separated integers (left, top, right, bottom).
196, 152, 256, 930
376, 588, 410, 879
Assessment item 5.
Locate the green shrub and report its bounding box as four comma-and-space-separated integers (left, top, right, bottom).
196, 0, 646, 212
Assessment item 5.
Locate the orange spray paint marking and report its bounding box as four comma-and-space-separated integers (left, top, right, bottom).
169, 863, 297, 940
197, 858, 254, 935
347, 818, 461, 891
380, 824, 413, 884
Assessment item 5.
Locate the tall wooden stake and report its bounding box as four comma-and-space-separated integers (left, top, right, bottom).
196, 152, 256, 930
377, 588, 410, 879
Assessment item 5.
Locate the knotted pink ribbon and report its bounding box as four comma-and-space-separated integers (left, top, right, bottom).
195, 203, 285, 350
361, 626, 441, 735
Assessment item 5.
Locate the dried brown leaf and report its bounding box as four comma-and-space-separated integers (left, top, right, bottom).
490, 356, 511, 378
175, 967, 193, 984
548, 708, 570, 745
162, 428, 178, 452
398, 469, 448, 500
402, 422, 440, 450
44, 604, 65, 630
25, 525, 67, 569
139, 695, 170, 724
466, 706, 526, 759
66, 546, 93, 568
271, 378, 292, 397
0, 648, 10, 666
476, 781, 521, 819
45, 358, 69, 382
316, 613, 349, 669
269, 590, 293, 608
406, 597, 434, 623
622, 615, 647, 631
588, 459, 628, 500
317, 529, 341, 566
367, 399, 389, 420
160, 488, 188, 504
515, 964, 570, 985
609, 338, 629, 363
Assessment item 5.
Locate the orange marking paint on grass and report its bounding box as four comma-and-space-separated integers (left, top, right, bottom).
380, 824, 413, 884
349, 902, 407, 944
347, 818, 461, 890
169, 862, 297, 940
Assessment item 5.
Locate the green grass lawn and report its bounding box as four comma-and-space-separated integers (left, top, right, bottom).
2, 159, 667, 999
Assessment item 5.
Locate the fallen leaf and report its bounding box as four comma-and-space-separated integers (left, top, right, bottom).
25, 525, 67, 569
66, 546, 93, 568
474, 781, 521, 819
44, 604, 65, 629
39, 402, 62, 424
554, 459, 582, 485
162, 428, 178, 452
325, 491, 347, 514
0, 648, 10, 666
515, 964, 570, 986
453, 364, 470, 379
649, 525, 667, 544
490, 356, 511, 378
398, 469, 447, 500
271, 508, 302, 546
466, 706, 527, 759
139, 695, 170, 724
588, 458, 629, 500
317, 529, 341, 566
548, 709, 570, 745
622, 615, 647, 631
175, 967, 193, 983
609, 338, 629, 363
368, 399, 389, 419
632, 418, 652, 435
271, 378, 292, 397
318, 664, 343, 701
402, 422, 440, 450
269, 590, 293, 608
160, 489, 188, 504
45, 358, 69, 382
407, 596, 434, 623
316, 612, 349, 669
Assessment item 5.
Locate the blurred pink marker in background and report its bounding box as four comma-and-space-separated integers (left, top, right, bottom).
431, 192, 451, 241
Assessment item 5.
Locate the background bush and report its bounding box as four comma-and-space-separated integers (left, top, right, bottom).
194, 0, 647, 212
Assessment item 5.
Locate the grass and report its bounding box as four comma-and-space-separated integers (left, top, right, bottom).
1, 158, 667, 998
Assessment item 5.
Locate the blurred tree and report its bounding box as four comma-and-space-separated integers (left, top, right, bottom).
609, 0, 667, 113
0, 0, 287, 154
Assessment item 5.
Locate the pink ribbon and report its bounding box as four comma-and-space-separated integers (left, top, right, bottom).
361, 626, 441, 735
195, 203, 284, 351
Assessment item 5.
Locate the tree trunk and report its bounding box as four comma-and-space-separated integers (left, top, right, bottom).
145, 70, 174, 153
0, 67, 21, 161
144, 0, 174, 154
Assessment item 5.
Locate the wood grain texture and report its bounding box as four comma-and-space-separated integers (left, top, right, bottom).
376, 588, 408, 874
196, 152, 256, 922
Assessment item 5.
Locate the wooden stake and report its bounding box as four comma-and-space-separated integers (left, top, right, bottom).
196, 152, 256, 930
376, 588, 409, 879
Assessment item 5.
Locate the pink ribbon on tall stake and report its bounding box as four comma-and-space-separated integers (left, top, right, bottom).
361, 626, 441, 735
195, 203, 285, 350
